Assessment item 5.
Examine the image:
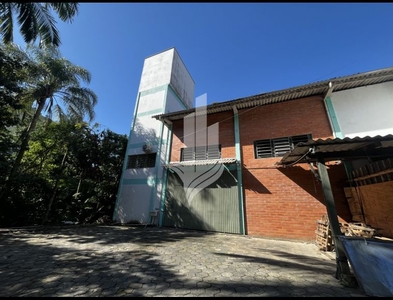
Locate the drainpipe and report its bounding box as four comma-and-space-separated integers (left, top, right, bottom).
232, 105, 245, 235
323, 83, 353, 179
158, 118, 173, 227
323, 82, 343, 139
148, 118, 165, 222
326, 81, 334, 98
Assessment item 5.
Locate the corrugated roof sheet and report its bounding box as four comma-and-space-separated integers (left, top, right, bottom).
153, 66, 393, 121
278, 135, 393, 166
163, 157, 237, 168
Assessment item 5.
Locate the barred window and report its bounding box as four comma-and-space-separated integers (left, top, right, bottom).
127, 153, 157, 168
254, 134, 311, 158
180, 144, 221, 161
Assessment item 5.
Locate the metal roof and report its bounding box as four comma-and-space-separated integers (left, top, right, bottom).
163, 157, 237, 168
153, 66, 393, 122
278, 135, 393, 167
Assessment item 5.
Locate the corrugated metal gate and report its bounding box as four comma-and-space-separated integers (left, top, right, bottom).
163, 164, 241, 234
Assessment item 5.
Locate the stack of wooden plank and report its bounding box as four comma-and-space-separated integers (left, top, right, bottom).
340, 222, 377, 238
315, 214, 378, 252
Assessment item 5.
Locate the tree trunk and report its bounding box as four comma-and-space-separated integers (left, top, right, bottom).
0, 99, 46, 200
42, 148, 68, 225
10, 99, 47, 178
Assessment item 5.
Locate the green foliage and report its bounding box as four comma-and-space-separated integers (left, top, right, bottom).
1, 42, 98, 184
0, 119, 128, 227
0, 3, 79, 47
0, 43, 29, 183
0, 41, 126, 227
0, 174, 50, 226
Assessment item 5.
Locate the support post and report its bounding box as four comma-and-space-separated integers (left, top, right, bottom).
316, 153, 357, 287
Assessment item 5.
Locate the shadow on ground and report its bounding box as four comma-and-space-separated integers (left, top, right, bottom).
0, 225, 367, 297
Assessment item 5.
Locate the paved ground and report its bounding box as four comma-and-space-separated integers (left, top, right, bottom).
0, 225, 369, 297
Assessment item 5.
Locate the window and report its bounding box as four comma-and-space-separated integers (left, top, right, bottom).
127, 153, 157, 168
180, 144, 221, 161
254, 134, 311, 158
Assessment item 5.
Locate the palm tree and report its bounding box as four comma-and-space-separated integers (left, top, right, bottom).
0, 2, 79, 47
4, 42, 98, 183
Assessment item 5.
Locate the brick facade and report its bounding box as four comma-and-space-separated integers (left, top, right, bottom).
170, 95, 352, 241
170, 111, 236, 162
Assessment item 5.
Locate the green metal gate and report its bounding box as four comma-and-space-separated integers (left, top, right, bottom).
163, 163, 241, 234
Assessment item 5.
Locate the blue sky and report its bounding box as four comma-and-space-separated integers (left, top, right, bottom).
12, 3, 393, 135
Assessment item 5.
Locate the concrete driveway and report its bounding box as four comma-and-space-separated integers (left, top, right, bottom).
0, 225, 368, 297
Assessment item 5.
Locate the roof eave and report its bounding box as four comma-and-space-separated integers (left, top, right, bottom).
152, 66, 393, 122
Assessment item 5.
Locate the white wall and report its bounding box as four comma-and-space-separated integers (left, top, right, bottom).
165, 87, 190, 113
137, 47, 194, 103
114, 48, 195, 224
138, 90, 166, 113
331, 82, 393, 138
138, 49, 173, 92
128, 115, 160, 150
115, 184, 152, 224
170, 50, 195, 109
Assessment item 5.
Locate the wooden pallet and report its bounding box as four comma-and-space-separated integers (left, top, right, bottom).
315, 216, 334, 251
316, 221, 330, 237
316, 232, 334, 251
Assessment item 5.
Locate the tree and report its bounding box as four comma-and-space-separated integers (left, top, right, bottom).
0, 116, 127, 226
78, 128, 128, 224
23, 121, 127, 225
1, 43, 98, 197
0, 2, 79, 47
0, 42, 30, 184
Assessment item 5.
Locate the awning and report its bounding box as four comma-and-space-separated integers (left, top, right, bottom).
278, 134, 393, 167
163, 158, 237, 168
276, 134, 393, 284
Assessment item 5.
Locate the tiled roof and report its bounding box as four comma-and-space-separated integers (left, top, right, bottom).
153, 66, 393, 122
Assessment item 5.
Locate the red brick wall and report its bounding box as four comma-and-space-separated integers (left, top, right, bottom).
169, 95, 352, 241
239, 96, 351, 241
170, 121, 184, 162
242, 161, 351, 241
170, 111, 235, 161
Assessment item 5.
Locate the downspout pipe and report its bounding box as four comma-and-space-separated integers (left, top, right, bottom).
232, 105, 246, 235
158, 117, 173, 227
323, 82, 343, 139
325, 81, 334, 98
323, 83, 353, 179
323, 82, 336, 137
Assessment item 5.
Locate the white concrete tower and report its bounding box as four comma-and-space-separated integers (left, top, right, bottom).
113, 48, 194, 224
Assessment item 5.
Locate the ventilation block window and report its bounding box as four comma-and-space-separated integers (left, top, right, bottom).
127, 153, 157, 169
254, 134, 311, 158
180, 144, 221, 161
